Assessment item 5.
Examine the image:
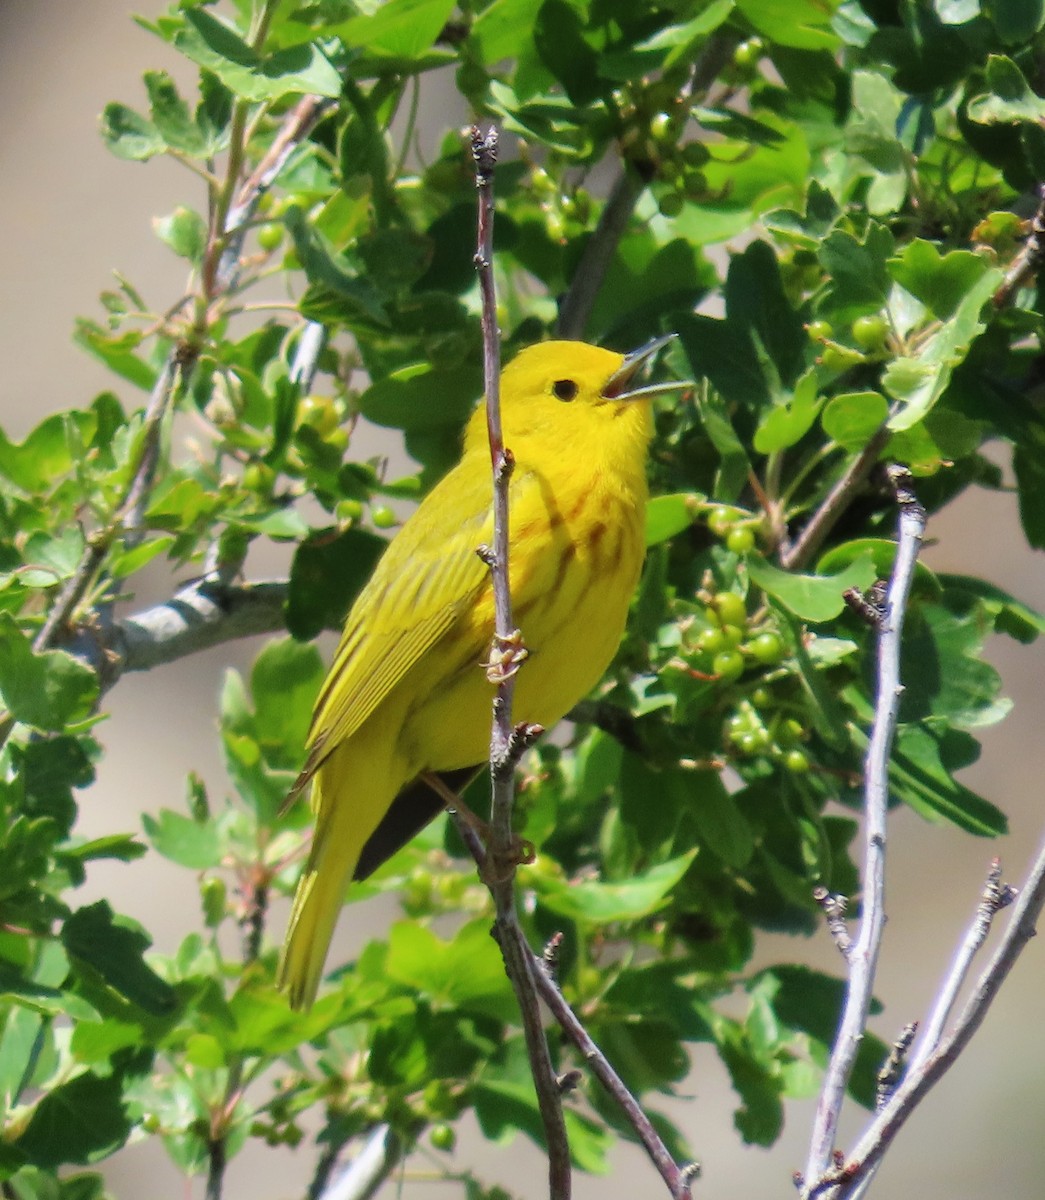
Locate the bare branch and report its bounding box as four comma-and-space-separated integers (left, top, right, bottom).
471, 124, 572, 1199
312, 1125, 402, 1200
909, 858, 1017, 1072
832, 830, 1045, 1196
813, 887, 852, 959
94, 578, 288, 687
801, 466, 926, 1194
781, 428, 890, 571
530, 947, 697, 1200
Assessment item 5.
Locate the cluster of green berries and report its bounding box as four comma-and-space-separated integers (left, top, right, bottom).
808, 313, 891, 372
690, 590, 785, 684
707, 505, 756, 556
724, 696, 810, 773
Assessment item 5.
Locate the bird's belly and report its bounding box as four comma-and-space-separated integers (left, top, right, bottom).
402, 506, 643, 773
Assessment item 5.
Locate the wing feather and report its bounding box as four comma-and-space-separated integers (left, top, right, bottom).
296, 461, 494, 783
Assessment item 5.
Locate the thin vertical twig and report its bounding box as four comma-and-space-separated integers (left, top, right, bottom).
801, 466, 926, 1196
470, 125, 572, 1200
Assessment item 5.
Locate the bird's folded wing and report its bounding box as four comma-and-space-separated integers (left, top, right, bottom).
293, 465, 495, 787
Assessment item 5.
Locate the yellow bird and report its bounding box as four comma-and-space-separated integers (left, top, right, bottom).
278, 336, 681, 1008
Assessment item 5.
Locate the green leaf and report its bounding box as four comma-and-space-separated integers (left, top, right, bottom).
384, 920, 514, 1018
890, 725, 1008, 835
474, 1078, 613, 1173
250, 637, 325, 766
13, 1069, 135, 1167
817, 538, 941, 597
677, 314, 762, 410
534, 0, 601, 106
334, 0, 458, 58
0, 615, 98, 731
754, 369, 822, 453
967, 55, 1045, 124
762, 181, 840, 249
58, 835, 146, 866
174, 10, 342, 101
818, 223, 895, 320
989, 0, 1045, 43
283, 207, 387, 326
109, 534, 176, 581
736, 0, 841, 49
286, 526, 386, 640
143, 70, 207, 156
715, 1018, 784, 1145
1014, 441, 1045, 549
99, 103, 165, 161
529, 852, 697, 924
689, 773, 755, 869
900, 604, 1010, 729
746, 553, 877, 622
74, 322, 159, 391
152, 207, 208, 263
725, 240, 806, 393
820, 390, 889, 449
142, 809, 222, 869
645, 494, 700, 547
62, 903, 178, 1015
889, 240, 991, 320
0, 412, 96, 493
359, 362, 481, 431
938, 573, 1045, 643
883, 267, 1002, 430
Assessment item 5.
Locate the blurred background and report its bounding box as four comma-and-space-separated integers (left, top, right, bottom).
3, 4, 1045, 1197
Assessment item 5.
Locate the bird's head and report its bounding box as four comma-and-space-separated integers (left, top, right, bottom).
463, 336, 685, 458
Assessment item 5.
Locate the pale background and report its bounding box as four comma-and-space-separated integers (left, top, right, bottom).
2, 4, 1045, 1197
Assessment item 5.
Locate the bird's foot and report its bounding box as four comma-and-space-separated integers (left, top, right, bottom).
483, 628, 529, 684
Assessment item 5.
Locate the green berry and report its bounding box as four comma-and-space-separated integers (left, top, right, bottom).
696, 627, 726, 656
650, 112, 674, 143
806, 319, 832, 342
658, 191, 684, 218
372, 505, 398, 529
776, 717, 805, 746
257, 222, 284, 252
299, 395, 340, 437
429, 1124, 456, 1152
783, 749, 810, 773
734, 37, 765, 68
737, 731, 761, 754
715, 592, 747, 629
726, 526, 756, 555
707, 506, 733, 537
720, 623, 745, 649
713, 649, 745, 682
852, 313, 889, 351
747, 631, 785, 665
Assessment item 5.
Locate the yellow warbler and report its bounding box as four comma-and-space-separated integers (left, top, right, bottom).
279, 336, 681, 1008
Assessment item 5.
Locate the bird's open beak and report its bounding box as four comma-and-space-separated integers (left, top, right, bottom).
603, 333, 689, 401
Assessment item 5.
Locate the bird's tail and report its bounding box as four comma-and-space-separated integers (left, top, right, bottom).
278, 753, 367, 1010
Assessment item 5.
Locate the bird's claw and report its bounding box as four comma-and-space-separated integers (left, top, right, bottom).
483, 628, 529, 684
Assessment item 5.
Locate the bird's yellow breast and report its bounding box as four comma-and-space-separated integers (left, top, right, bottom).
399, 429, 648, 774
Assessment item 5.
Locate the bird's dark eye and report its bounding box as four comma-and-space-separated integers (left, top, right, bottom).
552, 378, 578, 402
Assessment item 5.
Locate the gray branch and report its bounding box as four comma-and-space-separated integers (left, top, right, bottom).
801, 468, 926, 1194
99, 577, 288, 688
